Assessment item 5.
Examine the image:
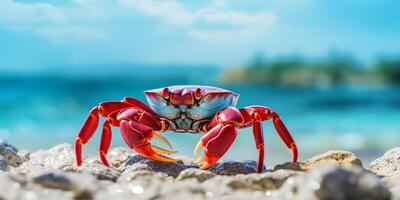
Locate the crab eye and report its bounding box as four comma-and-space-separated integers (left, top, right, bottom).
194, 88, 202, 100
162, 88, 170, 99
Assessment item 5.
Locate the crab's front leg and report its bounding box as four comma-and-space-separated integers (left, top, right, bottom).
193, 106, 244, 169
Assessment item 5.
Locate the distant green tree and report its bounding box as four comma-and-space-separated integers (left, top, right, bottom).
322, 52, 361, 84
223, 51, 400, 86
376, 59, 400, 84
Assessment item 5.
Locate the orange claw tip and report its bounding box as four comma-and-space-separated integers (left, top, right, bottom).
199, 161, 214, 170
134, 142, 179, 163
150, 153, 180, 163
193, 154, 219, 170
151, 145, 177, 155
152, 131, 173, 149
193, 141, 203, 158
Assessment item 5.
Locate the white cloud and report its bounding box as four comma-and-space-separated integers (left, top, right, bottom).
120, 0, 278, 43
0, 0, 277, 43
119, 0, 195, 26
0, 0, 109, 40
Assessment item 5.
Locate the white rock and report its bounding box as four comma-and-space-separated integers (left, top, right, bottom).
370, 147, 400, 177
277, 164, 391, 200
17, 144, 78, 176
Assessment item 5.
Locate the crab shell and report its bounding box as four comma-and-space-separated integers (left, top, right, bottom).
144, 85, 239, 130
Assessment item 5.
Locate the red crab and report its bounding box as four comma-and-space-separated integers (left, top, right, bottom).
75, 85, 298, 172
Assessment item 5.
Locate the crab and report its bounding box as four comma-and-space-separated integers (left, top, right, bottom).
75, 85, 298, 172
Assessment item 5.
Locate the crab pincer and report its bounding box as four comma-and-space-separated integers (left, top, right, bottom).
117, 109, 178, 163
193, 107, 243, 169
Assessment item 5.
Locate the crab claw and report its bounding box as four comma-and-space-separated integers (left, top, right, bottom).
193, 123, 238, 169
120, 120, 179, 163
134, 142, 178, 163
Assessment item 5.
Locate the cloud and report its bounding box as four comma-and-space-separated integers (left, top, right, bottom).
0, 0, 109, 41
120, 0, 278, 43
119, 0, 195, 26
0, 0, 277, 43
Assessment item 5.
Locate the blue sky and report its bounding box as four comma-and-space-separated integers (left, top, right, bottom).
0, 0, 399, 71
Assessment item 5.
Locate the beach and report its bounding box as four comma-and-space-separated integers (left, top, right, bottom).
0, 142, 399, 200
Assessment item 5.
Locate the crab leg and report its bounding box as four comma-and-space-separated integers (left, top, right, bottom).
75, 101, 133, 166
240, 106, 298, 171
99, 120, 112, 167
271, 111, 298, 162
194, 106, 243, 169
252, 113, 265, 172
99, 109, 130, 166
122, 97, 159, 116
75, 107, 100, 166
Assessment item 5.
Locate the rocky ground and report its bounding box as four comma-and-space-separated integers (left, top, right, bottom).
0, 143, 399, 200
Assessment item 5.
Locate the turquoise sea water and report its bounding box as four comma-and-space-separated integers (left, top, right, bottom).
1, 68, 399, 166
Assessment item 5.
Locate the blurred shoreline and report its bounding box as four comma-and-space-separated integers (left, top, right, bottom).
221, 53, 400, 87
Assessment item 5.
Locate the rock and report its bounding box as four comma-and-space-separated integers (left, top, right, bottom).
119, 170, 159, 182
67, 172, 105, 195
277, 164, 391, 200
275, 150, 363, 171
107, 147, 135, 168
209, 160, 258, 175
369, 147, 400, 177
382, 175, 400, 200
0, 173, 71, 200
200, 169, 302, 194
83, 160, 121, 181
118, 163, 168, 182
123, 154, 189, 177
17, 149, 30, 162
2, 142, 396, 200
122, 154, 149, 166
33, 172, 74, 190
236, 169, 303, 191
391, 182, 400, 200
18, 144, 120, 181
141, 159, 189, 178
177, 168, 215, 182
0, 142, 24, 167
17, 143, 78, 175
0, 155, 9, 171
124, 163, 152, 172
0, 174, 27, 200
157, 179, 208, 200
